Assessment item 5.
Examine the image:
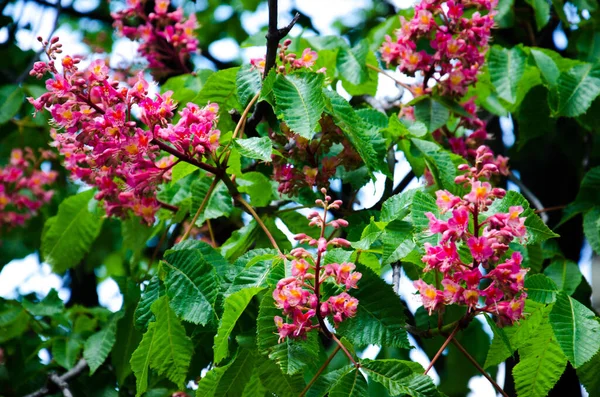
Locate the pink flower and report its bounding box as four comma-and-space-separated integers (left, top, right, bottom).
414, 279, 444, 314
435, 190, 461, 212
465, 181, 492, 204
467, 236, 494, 262
293, 48, 318, 68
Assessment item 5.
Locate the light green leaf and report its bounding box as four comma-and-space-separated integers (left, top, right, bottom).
42, 189, 104, 273
483, 313, 513, 356
214, 287, 265, 364
22, 289, 64, 316
84, 312, 124, 374
549, 292, 600, 368
583, 207, 600, 255
554, 62, 600, 117
513, 322, 567, 397
329, 369, 368, 397
134, 276, 164, 331
237, 172, 274, 207
161, 70, 213, 104
112, 305, 143, 385
381, 189, 418, 223
196, 349, 256, 397
543, 258, 582, 295
237, 64, 262, 107
488, 45, 527, 104
0, 84, 24, 124
414, 97, 450, 132
525, 274, 559, 303
193, 67, 241, 131
412, 190, 438, 231
338, 264, 410, 348
171, 162, 198, 184
337, 40, 369, 85
273, 73, 325, 140
530, 49, 560, 88
256, 357, 305, 397
524, 0, 550, 30
382, 221, 415, 265
53, 338, 82, 370
130, 296, 193, 395
233, 137, 273, 162
160, 247, 220, 325
362, 359, 443, 397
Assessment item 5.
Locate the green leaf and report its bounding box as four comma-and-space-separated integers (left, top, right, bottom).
42, 189, 104, 273
561, 166, 600, 223
273, 73, 325, 140
362, 359, 442, 397
382, 221, 415, 265
233, 137, 273, 162
414, 98, 450, 132
483, 313, 513, 355
53, 338, 82, 370
171, 162, 198, 184
524, 0, 550, 30
193, 67, 241, 131
488, 45, 527, 104
381, 189, 418, 223
324, 90, 386, 176
84, 312, 123, 374
214, 287, 265, 364
221, 220, 260, 260
196, 349, 256, 397
525, 274, 559, 303
549, 292, 600, 368
513, 322, 567, 397
530, 49, 560, 88
543, 258, 582, 295
257, 293, 320, 375
576, 350, 600, 396
257, 357, 305, 397
412, 190, 438, 231
237, 171, 274, 207
134, 276, 164, 331
22, 289, 64, 316
338, 264, 411, 348
337, 40, 369, 85
112, 304, 143, 385
160, 247, 220, 325
0, 84, 24, 124
554, 62, 600, 117
516, 86, 554, 149
227, 250, 280, 295
329, 369, 368, 397
130, 296, 193, 395
237, 64, 262, 107
162, 71, 213, 104
583, 207, 600, 255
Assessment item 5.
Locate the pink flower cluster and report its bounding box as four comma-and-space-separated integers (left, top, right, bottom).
273, 190, 361, 342
0, 148, 57, 227
112, 0, 199, 80
251, 39, 324, 75
414, 146, 529, 326
28, 38, 219, 224
380, 0, 496, 96
271, 118, 362, 194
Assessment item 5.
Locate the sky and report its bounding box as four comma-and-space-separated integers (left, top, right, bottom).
0, 0, 592, 395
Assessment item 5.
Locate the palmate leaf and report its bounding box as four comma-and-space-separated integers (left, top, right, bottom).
83, 311, 124, 374
488, 45, 527, 104
256, 293, 320, 375
196, 349, 256, 397
42, 189, 104, 273
553, 62, 600, 117
549, 292, 600, 368
524, 274, 559, 304
337, 264, 411, 348
130, 296, 193, 396
273, 72, 325, 140
160, 246, 220, 326
513, 321, 567, 397
362, 359, 443, 397
213, 287, 265, 364
543, 258, 582, 295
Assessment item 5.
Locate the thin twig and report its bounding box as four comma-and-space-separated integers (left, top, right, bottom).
534, 205, 566, 214
366, 64, 414, 93
235, 194, 282, 255
424, 324, 460, 375
24, 359, 88, 397
451, 338, 509, 397
206, 219, 216, 247
508, 171, 548, 224
299, 345, 342, 397
181, 178, 218, 241
331, 333, 359, 368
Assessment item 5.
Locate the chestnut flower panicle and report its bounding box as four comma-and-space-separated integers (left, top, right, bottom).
250, 39, 325, 75
414, 145, 529, 326
273, 189, 361, 342
112, 0, 199, 80
0, 148, 57, 228
27, 38, 220, 225
380, 0, 496, 97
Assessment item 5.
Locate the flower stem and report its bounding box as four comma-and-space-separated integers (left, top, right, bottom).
331, 333, 359, 368
299, 345, 342, 397
181, 178, 218, 241
424, 324, 460, 375
235, 194, 282, 255
451, 338, 509, 397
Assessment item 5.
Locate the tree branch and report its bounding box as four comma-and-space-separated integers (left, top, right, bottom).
24, 359, 88, 397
